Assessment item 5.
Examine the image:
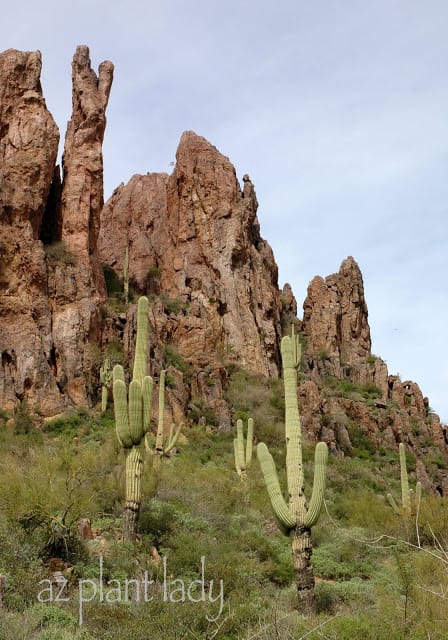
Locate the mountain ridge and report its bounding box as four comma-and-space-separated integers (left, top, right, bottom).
0, 45, 446, 489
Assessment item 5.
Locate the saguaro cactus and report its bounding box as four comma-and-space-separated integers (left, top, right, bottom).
113, 296, 153, 542
257, 330, 328, 610
387, 443, 422, 517
234, 418, 254, 480
99, 358, 112, 413
145, 369, 182, 469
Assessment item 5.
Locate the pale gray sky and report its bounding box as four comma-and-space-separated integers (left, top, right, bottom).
3, 0, 447, 420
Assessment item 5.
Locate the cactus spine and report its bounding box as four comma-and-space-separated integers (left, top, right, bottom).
234, 418, 254, 480
257, 330, 328, 610
113, 296, 153, 542
99, 358, 112, 413
146, 369, 182, 468
387, 443, 422, 517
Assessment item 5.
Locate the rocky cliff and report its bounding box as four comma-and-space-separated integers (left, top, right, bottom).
296, 257, 447, 491
0, 46, 446, 488
0, 46, 112, 413
0, 48, 62, 414
97, 130, 294, 425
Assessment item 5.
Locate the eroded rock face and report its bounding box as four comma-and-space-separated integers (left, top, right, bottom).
0, 46, 114, 413
0, 47, 445, 489
297, 257, 447, 489
48, 46, 114, 405
99, 131, 289, 423
302, 256, 371, 376
0, 49, 63, 413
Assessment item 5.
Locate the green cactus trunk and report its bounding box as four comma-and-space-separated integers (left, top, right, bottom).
234, 418, 254, 481
122, 447, 143, 543
257, 328, 328, 611
147, 369, 182, 470
386, 443, 422, 542
101, 385, 108, 413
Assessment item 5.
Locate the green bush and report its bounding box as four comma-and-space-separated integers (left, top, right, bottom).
225, 368, 284, 446
324, 376, 382, 400
103, 264, 122, 296
163, 344, 190, 376
45, 241, 76, 266
14, 400, 33, 434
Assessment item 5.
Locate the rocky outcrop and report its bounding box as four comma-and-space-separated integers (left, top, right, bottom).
301, 256, 371, 377
99, 131, 293, 424
0, 49, 63, 413
0, 46, 445, 491
297, 257, 447, 489
0, 46, 114, 414
47, 45, 113, 405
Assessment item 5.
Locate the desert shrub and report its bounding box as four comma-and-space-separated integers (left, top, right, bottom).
45, 241, 76, 266
160, 294, 187, 315
138, 499, 179, 545
187, 402, 219, 427
163, 344, 190, 376
346, 421, 376, 458
324, 376, 382, 401
104, 338, 125, 366
103, 264, 122, 297
0, 514, 42, 610
225, 368, 284, 446
13, 400, 33, 434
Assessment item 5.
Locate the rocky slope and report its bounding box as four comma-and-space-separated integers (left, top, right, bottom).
0, 46, 446, 488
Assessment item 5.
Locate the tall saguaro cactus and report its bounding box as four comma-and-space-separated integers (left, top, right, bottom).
145, 369, 182, 469
113, 296, 153, 542
257, 330, 328, 610
387, 443, 422, 517
234, 418, 254, 480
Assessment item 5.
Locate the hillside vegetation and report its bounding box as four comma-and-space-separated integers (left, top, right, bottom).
0, 391, 447, 639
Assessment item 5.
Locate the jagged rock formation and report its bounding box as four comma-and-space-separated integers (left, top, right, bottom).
0, 46, 446, 492
48, 45, 113, 405
296, 257, 447, 491
0, 46, 113, 413
98, 131, 293, 424
302, 257, 371, 374
0, 49, 62, 413
99, 131, 285, 376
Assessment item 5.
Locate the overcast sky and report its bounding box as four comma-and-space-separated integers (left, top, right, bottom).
3, 1, 447, 420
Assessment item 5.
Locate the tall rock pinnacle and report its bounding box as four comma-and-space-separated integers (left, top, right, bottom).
49, 46, 114, 404
0, 49, 62, 413
302, 256, 371, 376
99, 130, 286, 378
60, 44, 113, 295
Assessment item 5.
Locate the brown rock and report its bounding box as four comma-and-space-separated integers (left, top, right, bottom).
49, 45, 114, 406
0, 49, 63, 413
302, 256, 371, 376
99, 131, 287, 425
297, 256, 447, 487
